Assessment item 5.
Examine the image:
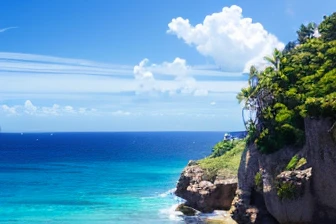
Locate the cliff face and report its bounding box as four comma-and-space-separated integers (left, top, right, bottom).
175, 161, 237, 213
232, 118, 336, 224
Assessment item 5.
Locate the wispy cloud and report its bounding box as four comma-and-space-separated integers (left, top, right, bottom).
0, 52, 246, 132
0, 27, 17, 33
0, 52, 246, 100
0, 100, 97, 116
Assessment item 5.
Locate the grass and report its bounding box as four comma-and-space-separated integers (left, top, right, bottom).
198, 140, 246, 180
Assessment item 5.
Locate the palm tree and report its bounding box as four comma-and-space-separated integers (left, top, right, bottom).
238, 66, 260, 130
237, 86, 253, 104
264, 48, 282, 70
282, 41, 297, 54
297, 22, 317, 44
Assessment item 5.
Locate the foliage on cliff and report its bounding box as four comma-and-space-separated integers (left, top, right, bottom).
198, 140, 246, 179
238, 12, 336, 153
210, 139, 239, 158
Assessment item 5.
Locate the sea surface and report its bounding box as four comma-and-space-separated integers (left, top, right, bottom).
0, 132, 245, 224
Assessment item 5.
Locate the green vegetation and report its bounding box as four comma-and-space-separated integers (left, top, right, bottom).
210, 139, 239, 158
285, 155, 307, 171
198, 140, 246, 180
238, 12, 336, 153
295, 158, 307, 170
254, 171, 263, 192
285, 155, 299, 171
277, 181, 298, 200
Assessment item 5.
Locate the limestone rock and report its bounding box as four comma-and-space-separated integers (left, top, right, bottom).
175, 163, 237, 213
232, 118, 336, 224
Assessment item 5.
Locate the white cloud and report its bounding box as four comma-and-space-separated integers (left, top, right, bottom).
1, 105, 17, 115
0, 27, 17, 33
24, 100, 37, 115
41, 104, 60, 116
0, 52, 245, 102
133, 58, 211, 96
111, 110, 132, 116
0, 100, 96, 116
63, 105, 76, 114
133, 59, 154, 80
153, 57, 189, 76
167, 5, 284, 72
210, 101, 216, 105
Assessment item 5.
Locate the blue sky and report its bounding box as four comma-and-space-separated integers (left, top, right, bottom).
0, 0, 335, 132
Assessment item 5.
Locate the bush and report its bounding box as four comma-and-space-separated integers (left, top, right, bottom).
285, 155, 307, 171
285, 155, 299, 171
210, 140, 237, 158
198, 140, 246, 180
277, 181, 298, 200
239, 13, 336, 153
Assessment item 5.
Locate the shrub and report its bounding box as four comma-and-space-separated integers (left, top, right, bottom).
198, 140, 246, 181
295, 158, 307, 169
210, 140, 237, 158
285, 155, 299, 171
277, 181, 298, 200
238, 13, 336, 153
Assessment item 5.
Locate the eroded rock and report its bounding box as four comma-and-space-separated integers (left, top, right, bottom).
232, 118, 336, 224
175, 163, 237, 213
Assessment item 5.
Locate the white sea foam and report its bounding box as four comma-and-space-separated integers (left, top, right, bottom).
159, 188, 176, 198
159, 203, 184, 221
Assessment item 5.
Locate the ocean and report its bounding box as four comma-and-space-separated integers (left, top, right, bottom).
0, 132, 244, 224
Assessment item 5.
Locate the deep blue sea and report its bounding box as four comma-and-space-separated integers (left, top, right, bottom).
0, 132, 245, 224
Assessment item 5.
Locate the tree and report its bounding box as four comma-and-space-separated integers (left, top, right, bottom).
282, 41, 297, 54
236, 66, 258, 104
237, 14, 336, 153
264, 48, 282, 70
319, 13, 336, 42
296, 23, 317, 44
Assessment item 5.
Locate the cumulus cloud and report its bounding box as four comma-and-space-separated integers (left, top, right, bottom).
133, 58, 208, 96
153, 57, 189, 76
24, 100, 37, 115
0, 100, 96, 116
42, 104, 60, 116
133, 59, 156, 93
63, 105, 75, 114
1, 105, 17, 115
133, 59, 154, 81
167, 5, 284, 72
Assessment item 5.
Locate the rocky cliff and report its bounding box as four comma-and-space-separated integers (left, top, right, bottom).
231, 118, 336, 224
175, 161, 237, 213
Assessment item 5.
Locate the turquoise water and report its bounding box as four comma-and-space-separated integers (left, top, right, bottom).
0, 132, 244, 223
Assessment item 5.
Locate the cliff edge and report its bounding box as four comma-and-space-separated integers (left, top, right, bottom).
231, 118, 336, 224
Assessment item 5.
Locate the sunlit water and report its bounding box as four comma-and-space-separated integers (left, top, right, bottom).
0, 132, 244, 223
